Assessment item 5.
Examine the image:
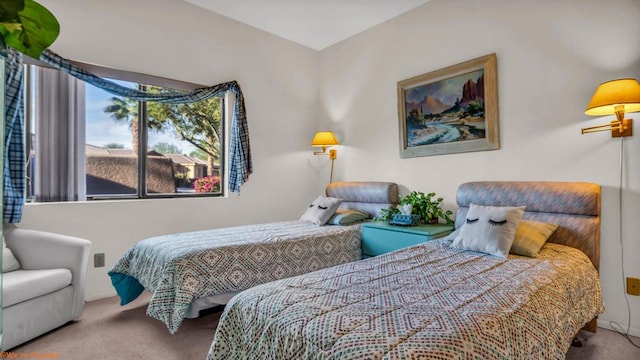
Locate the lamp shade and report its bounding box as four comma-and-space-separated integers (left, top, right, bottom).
585, 78, 640, 116
311, 131, 339, 147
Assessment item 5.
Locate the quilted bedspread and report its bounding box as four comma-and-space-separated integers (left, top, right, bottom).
207, 239, 604, 360
108, 220, 361, 333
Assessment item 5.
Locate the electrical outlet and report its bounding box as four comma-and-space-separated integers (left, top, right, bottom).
94, 253, 105, 268
627, 277, 640, 296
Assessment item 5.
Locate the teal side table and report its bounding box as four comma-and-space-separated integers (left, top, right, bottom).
362, 222, 454, 258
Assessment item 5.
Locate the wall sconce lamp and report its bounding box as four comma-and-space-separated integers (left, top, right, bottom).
582, 78, 640, 137
583, 78, 640, 347
311, 131, 339, 183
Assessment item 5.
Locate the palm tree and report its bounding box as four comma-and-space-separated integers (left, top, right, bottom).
103, 97, 139, 154
103, 96, 167, 154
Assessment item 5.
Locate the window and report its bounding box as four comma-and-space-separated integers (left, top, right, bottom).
25, 61, 225, 202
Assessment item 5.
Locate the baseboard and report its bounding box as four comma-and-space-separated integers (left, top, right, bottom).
597, 318, 640, 337
84, 290, 117, 302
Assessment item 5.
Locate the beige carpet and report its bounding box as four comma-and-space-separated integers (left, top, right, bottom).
9, 292, 640, 359
10, 292, 220, 359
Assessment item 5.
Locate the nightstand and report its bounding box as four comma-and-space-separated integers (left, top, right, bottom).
361, 222, 454, 258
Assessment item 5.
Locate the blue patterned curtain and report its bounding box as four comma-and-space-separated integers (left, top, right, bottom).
39, 49, 252, 193
3, 49, 26, 223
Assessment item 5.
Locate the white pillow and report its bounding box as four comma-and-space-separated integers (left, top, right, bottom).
451, 203, 525, 258
300, 196, 343, 226
3, 237, 21, 272
441, 226, 462, 241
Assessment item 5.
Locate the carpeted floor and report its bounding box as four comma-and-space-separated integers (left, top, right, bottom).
9, 292, 640, 359
10, 292, 220, 359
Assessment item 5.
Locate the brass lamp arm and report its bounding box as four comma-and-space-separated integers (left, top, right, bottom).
581, 119, 632, 137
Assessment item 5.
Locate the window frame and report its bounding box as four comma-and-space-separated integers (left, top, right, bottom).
24, 58, 226, 201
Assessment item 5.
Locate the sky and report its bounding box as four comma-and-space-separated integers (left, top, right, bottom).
405, 69, 484, 106
85, 81, 197, 154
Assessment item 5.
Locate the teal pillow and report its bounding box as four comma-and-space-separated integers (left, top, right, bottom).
327, 209, 370, 225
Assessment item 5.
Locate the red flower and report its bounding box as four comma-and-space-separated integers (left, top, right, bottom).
194, 176, 221, 193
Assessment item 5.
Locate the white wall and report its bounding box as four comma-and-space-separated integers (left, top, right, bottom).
317, 0, 640, 335
23, 0, 321, 300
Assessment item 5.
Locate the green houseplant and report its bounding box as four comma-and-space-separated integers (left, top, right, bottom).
375, 191, 454, 225
0, 0, 60, 58
403, 191, 454, 225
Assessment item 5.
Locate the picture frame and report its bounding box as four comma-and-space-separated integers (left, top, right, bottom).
397, 53, 499, 158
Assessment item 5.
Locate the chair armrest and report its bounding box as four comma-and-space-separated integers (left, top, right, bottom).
4, 225, 92, 318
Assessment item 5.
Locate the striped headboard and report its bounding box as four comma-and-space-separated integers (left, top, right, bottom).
455, 181, 601, 270
326, 181, 398, 218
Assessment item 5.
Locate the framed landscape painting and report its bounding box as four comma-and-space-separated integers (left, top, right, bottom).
397, 53, 499, 158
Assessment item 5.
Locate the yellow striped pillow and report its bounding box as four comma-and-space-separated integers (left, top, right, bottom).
509, 220, 558, 257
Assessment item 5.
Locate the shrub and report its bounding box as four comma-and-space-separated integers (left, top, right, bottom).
194, 176, 221, 193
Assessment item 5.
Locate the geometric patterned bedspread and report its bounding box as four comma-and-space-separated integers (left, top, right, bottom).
108, 220, 361, 334
207, 239, 604, 359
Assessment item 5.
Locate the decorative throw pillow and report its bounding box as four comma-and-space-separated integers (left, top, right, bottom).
3, 236, 21, 272
300, 196, 343, 226
327, 209, 370, 225
451, 203, 525, 258
509, 220, 558, 257
441, 226, 462, 242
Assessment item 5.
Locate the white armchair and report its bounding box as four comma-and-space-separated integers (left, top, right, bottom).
2, 225, 91, 350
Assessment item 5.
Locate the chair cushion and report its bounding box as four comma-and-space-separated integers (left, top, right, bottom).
2, 269, 72, 307
3, 237, 21, 272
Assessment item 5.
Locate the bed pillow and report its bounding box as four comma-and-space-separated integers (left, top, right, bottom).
451, 203, 525, 258
3, 236, 21, 272
300, 196, 343, 226
441, 226, 462, 241
510, 220, 558, 257
327, 209, 370, 225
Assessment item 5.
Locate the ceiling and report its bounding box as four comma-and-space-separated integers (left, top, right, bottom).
184, 0, 432, 50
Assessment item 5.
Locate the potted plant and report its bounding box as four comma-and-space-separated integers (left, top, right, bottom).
375, 191, 454, 225
0, 0, 60, 58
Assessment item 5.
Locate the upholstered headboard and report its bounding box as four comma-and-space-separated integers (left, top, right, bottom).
455, 181, 601, 270
326, 181, 398, 218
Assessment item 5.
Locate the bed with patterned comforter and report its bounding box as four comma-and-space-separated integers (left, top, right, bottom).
207, 181, 604, 359
109, 220, 361, 333
207, 238, 604, 359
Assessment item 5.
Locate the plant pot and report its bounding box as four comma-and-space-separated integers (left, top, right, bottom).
426, 218, 439, 225
390, 214, 421, 226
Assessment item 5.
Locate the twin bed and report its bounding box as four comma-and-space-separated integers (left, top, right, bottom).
109, 180, 604, 359
108, 181, 398, 333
